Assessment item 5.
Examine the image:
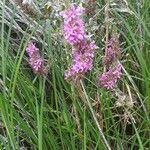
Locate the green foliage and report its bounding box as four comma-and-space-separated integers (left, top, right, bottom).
0, 0, 150, 149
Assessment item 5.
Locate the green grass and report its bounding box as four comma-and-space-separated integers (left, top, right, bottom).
0, 0, 150, 149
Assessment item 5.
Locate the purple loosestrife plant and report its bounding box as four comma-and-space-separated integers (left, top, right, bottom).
98, 36, 122, 90
98, 64, 122, 90
61, 4, 97, 80
26, 42, 47, 75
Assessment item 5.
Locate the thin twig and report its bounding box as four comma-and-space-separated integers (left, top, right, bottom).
75, 80, 88, 106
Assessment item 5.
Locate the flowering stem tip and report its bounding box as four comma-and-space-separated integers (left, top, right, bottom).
26, 42, 47, 75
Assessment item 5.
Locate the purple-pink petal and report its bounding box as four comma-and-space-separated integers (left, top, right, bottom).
64, 41, 96, 79
98, 64, 122, 90
26, 42, 39, 57
61, 4, 86, 45
26, 42, 47, 75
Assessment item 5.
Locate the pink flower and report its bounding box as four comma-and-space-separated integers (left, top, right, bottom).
26, 42, 39, 57
26, 42, 47, 75
65, 41, 96, 79
61, 4, 97, 80
98, 64, 122, 90
61, 4, 84, 21
29, 54, 44, 72
61, 4, 86, 45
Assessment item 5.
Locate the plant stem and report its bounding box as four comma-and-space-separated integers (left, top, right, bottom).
80, 80, 111, 150
104, 0, 110, 58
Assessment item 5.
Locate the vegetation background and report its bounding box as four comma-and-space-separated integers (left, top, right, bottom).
0, 0, 150, 149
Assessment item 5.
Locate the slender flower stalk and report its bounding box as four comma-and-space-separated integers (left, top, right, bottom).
104, 0, 110, 62
98, 0, 122, 90
103, 38, 120, 68
98, 33, 122, 90
98, 10, 122, 90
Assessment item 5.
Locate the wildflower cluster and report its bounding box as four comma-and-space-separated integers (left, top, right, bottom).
26, 42, 47, 75
98, 38, 122, 90
61, 4, 96, 80
65, 41, 96, 79
61, 4, 86, 45
98, 64, 122, 90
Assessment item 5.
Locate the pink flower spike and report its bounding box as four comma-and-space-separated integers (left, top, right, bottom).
61, 4, 86, 45
26, 42, 48, 76
61, 4, 97, 81
98, 64, 122, 90
29, 55, 44, 72
64, 41, 96, 80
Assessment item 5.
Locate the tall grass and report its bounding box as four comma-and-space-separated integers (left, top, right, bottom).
0, 0, 150, 149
